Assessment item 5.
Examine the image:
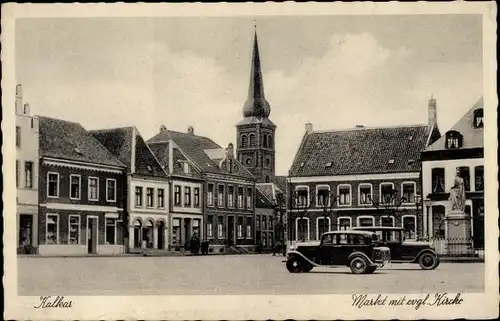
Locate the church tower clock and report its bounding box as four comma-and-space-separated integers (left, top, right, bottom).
236, 28, 276, 183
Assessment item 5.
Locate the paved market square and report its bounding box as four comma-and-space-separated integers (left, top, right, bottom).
18, 255, 484, 296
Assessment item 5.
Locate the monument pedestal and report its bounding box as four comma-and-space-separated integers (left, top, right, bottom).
445, 210, 473, 256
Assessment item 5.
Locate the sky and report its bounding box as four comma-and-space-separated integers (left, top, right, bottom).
16, 15, 483, 175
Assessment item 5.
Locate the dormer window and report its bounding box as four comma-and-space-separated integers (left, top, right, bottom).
325, 162, 332, 168
182, 162, 191, 174
473, 108, 484, 128
73, 147, 83, 155
445, 130, 463, 149
147, 165, 152, 172
388, 159, 395, 164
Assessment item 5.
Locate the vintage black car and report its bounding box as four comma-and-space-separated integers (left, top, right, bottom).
351, 227, 440, 270
285, 231, 391, 274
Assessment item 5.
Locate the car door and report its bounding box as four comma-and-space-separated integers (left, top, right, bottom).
331, 233, 356, 265
318, 234, 335, 264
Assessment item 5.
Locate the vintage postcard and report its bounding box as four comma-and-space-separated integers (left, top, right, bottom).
2, 2, 498, 320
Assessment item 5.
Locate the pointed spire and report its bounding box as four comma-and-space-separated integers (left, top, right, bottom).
243, 25, 271, 118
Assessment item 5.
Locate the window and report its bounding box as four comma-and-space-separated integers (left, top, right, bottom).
431, 205, 446, 238
207, 184, 214, 206
295, 217, 309, 242
265, 157, 271, 168
268, 135, 273, 148
380, 183, 394, 204
241, 134, 248, 148
246, 187, 253, 209
88, 177, 99, 201
16, 160, 19, 187
106, 218, 118, 245
69, 175, 81, 200
24, 161, 33, 188
475, 166, 484, 191
47, 172, 59, 198
256, 216, 261, 229
402, 215, 417, 240
249, 134, 256, 147
218, 185, 225, 207
184, 186, 192, 206
227, 186, 234, 207
338, 185, 351, 206
401, 182, 416, 203
458, 167, 471, 191
194, 187, 200, 207
246, 217, 252, 238
445, 130, 463, 149
193, 219, 200, 237
295, 186, 309, 207
431, 168, 445, 193
237, 186, 244, 208
182, 162, 191, 174
237, 217, 243, 238
357, 216, 375, 227
269, 217, 273, 229
135, 186, 143, 206
146, 187, 154, 207
263, 135, 268, 148
16, 126, 21, 147
106, 179, 117, 202
338, 217, 352, 230
262, 216, 267, 230
262, 232, 267, 247
217, 216, 224, 239
68, 215, 80, 244
46, 214, 59, 244
157, 188, 165, 208
359, 184, 372, 205
174, 185, 181, 206
316, 185, 330, 207
317, 217, 331, 239
473, 108, 484, 128
207, 216, 213, 238
380, 216, 395, 227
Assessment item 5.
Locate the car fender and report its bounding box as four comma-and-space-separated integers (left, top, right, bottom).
412, 248, 439, 263
287, 250, 319, 267
348, 251, 376, 267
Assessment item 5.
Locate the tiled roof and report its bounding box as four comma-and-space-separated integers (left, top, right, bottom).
256, 187, 274, 208
148, 129, 254, 179
272, 176, 288, 194
91, 127, 166, 177
147, 141, 203, 178
38, 116, 125, 168
256, 182, 285, 209
289, 125, 434, 177
424, 97, 484, 152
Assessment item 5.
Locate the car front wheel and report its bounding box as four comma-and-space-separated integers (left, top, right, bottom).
286, 257, 304, 273
418, 253, 439, 270
349, 257, 369, 274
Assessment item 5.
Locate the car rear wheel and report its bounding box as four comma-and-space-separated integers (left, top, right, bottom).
365, 266, 377, 274
286, 257, 304, 273
418, 253, 439, 270
349, 257, 368, 274
302, 264, 314, 273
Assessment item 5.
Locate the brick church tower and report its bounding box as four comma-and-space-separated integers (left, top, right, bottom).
236, 28, 276, 183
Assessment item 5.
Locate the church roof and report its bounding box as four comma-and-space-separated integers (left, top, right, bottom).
424, 97, 484, 152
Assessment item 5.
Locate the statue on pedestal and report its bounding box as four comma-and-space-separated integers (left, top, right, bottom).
449, 169, 466, 211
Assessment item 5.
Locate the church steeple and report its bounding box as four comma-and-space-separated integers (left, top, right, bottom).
243, 27, 271, 119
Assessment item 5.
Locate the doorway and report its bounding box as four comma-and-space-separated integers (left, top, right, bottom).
184, 218, 191, 243
157, 221, 165, 250
87, 217, 98, 254
227, 216, 235, 246
19, 214, 33, 247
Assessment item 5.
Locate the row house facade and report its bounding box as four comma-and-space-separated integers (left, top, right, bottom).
91, 127, 170, 252
38, 116, 127, 256
148, 126, 205, 251
255, 183, 285, 249
148, 127, 256, 253
287, 98, 442, 243
16, 84, 40, 253
421, 97, 484, 250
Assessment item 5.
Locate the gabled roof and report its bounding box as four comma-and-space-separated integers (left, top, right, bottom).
289, 124, 433, 177
147, 141, 203, 179
148, 129, 254, 179
90, 127, 167, 177
272, 176, 288, 194
424, 97, 484, 152
38, 116, 125, 168
255, 182, 285, 209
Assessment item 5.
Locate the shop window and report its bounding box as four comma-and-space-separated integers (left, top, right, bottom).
105, 218, 116, 245
46, 214, 59, 244
402, 215, 417, 240
68, 215, 80, 244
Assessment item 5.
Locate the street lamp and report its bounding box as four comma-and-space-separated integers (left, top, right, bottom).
274, 192, 286, 256
423, 198, 432, 240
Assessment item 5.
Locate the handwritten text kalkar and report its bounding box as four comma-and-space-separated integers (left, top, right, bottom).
352, 293, 464, 310
34, 296, 73, 308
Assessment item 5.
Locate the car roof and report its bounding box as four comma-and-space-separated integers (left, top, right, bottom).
351, 226, 404, 231
323, 230, 374, 236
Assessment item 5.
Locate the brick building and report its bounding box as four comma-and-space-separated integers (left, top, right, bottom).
16, 84, 40, 254
38, 116, 127, 256
421, 97, 484, 252
148, 127, 255, 253
287, 98, 441, 243
91, 126, 170, 252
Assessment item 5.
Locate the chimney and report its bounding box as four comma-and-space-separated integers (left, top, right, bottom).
159, 125, 167, 132
187, 126, 194, 135
226, 143, 234, 158
305, 122, 313, 134
428, 95, 437, 128
16, 84, 23, 115
355, 125, 364, 129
